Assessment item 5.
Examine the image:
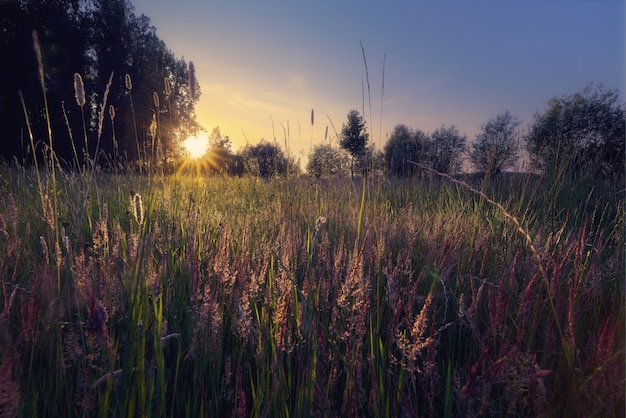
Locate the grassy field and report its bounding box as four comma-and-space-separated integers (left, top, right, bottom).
0, 166, 623, 417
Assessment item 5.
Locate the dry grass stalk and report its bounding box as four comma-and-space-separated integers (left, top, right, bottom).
73, 73, 85, 107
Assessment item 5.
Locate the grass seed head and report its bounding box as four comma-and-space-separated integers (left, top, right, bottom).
125, 73, 132, 91
132, 193, 144, 225
32, 30, 44, 87
109, 105, 115, 121
150, 112, 157, 139
164, 77, 171, 97
153, 91, 160, 108
73, 73, 85, 107
188, 61, 196, 100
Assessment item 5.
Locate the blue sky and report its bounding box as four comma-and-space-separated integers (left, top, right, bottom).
131, 0, 625, 161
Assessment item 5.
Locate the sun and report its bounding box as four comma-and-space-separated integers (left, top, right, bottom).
182, 133, 209, 159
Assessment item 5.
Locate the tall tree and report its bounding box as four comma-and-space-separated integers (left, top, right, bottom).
0, 0, 200, 168
339, 109, 369, 177
0, 0, 89, 164
526, 83, 625, 179
426, 125, 467, 175
240, 141, 294, 178
383, 124, 427, 177
468, 111, 520, 175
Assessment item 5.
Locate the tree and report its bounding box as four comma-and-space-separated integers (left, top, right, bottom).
0, 0, 90, 164
468, 111, 520, 175
426, 125, 467, 174
307, 144, 349, 177
240, 141, 296, 177
526, 83, 625, 179
0, 0, 200, 168
203, 126, 242, 175
383, 124, 427, 176
339, 110, 369, 177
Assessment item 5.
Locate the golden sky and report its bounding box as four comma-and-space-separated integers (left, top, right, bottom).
132, 1, 625, 163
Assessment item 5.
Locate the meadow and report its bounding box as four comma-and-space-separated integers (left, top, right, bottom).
0, 163, 623, 417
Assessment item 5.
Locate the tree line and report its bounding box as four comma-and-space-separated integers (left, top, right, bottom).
1, 0, 199, 170
1, 2, 623, 181
306, 83, 624, 181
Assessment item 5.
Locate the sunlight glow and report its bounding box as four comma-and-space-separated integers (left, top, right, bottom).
182, 133, 209, 159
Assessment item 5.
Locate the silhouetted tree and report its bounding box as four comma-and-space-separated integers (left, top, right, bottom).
240, 141, 295, 177
468, 111, 520, 175
0, 0, 200, 169
339, 110, 369, 177
0, 0, 89, 164
526, 83, 625, 179
383, 124, 427, 176
205, 126, 243, 175
426, 125, 467, 174
307, 144, 349, 177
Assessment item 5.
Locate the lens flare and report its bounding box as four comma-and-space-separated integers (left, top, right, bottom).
182, 134, 209, 159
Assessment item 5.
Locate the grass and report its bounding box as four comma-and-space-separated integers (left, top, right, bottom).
1, 33, 623, 416
0, 166, 623, 417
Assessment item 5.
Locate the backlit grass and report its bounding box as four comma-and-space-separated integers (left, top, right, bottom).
0, 167, 623, 417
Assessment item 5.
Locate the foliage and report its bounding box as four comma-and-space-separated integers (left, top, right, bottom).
468, 110, 521, 175
0, 167, 623, 417
239, 141, 296, 177
207, 126, 232, 154
205, 127, 243, 175
526, 83, 625, 179
383, 124, 428, 176
339, 110, 369, 177
306, 144, 349, 177
426, 124, 467, 174
0, 0, 199, 168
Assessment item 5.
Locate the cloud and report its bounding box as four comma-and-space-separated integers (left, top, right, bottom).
284, 71, 310, 92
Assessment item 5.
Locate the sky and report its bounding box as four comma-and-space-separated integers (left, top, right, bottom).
131, 0, 625, 162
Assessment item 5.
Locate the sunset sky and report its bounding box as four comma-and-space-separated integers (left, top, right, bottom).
131, 0, 625, 161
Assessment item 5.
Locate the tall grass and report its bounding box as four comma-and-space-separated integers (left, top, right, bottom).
0, 168, 623, 417
0, 36, 623, 417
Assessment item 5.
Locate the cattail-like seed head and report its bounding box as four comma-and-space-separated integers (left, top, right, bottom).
132, 193, 144, 225
109, 105, 115, 121
73, 73, 85, 107
32, 30, 44, 87
325, 126, 328, 141
164, 77, 171, 97
125, 73, 132, 91
311, 108, 314, 126
153, 91, 159, 108
188, 61, 196, 100
149, 112, 157, 139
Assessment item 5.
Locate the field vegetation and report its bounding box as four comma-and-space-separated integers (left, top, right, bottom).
1, 3, 624, 415
0, 162, 623, 417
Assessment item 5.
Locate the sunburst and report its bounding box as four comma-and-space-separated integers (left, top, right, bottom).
177, 133, 229, 177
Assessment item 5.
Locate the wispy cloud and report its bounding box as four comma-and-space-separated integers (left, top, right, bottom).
284, 71, 310, 92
